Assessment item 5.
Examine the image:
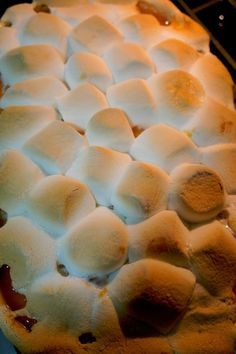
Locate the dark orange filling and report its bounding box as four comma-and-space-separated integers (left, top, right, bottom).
137, 1, 171, 26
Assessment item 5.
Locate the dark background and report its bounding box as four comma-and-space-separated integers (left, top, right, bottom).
0, 0, 235, 80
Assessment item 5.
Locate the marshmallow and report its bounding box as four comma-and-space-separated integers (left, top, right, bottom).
67, 145, 131, 205
0, 76, 68, 108
58, 207, 128, 276
149, 38, 199, 73
107, 78, 157, 128
168, 163, 226, 223
189, 221, 236, 296
111, 161, 170, 223
86, 108, 135, 152
68, 15, 124, 56
34, 0, 88, 7
0, 216, 56, 289
201, 144, 236, 194
56, 82, 108, 129
1, 4, 35, 29
23, 120, 86, 175
126, 337, 172, 354
27, 175, 96, 237
0, 27, 19, 57
104, 42, 155, 82
0, 106, 57, 151
184, 97, 236, 147
0, 150, 44, 216
191, 53, 234, 109
26, 272, 97, 331
19, 13, 71, 57
108, 258, 196, 334
130, 124, 199, 173
148, 70, 206, 129
65, 52, 113, 92
128, 210, 189, 267
0, 45, 64, 86
118, 14, 161, 49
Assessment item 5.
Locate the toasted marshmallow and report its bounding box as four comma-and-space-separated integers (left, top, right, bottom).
0, 216, 56, 289
191, 53, 234, 109
58, 207, 128, 276
136, 0, 181, 25
67, 145, 131, 205
26, 272, 97, 331
0, 27, 19, 57
126, 337, 172, 354
118, 14, 161, 49
65, 52, 113, 92
1, 4, 35, 29
168, 163, 226, 223
189, 221, 236, 296
27, 175, 96, 237
0, 150, 44, 216
149, 38, 199, 72
107, 78, 156, 128
19, 13, 71, 57
130, 124, 199, 173
104, 42, 155, 82
56, 82, 108, 129
184, 97, 236, 147
111, 161, 170, 223
108, 258, 195, 334
86, 108, 135, 152
128, 210, 189, 267
0, 77, 68, 108
0, 106, 57, 151
201, 144, 236, 194
23, 120, 86, 174
148, 70, 205, 129
0, 45, 64, 86
68, 15, 124, 56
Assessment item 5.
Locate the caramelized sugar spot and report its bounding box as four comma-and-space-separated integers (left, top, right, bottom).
0, 265, 27, 310
15, 316, 37, 332
34, 4, 51, 13
137, 1, 171, 26
0, 209, 7, 228
57, 263, 69, 277
132, 125, 144, 137
79, 332, 96, 344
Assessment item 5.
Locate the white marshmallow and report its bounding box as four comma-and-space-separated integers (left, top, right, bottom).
118, 14, 161, 49
108, 258, 196, 334
1, 4, 35, 29
0, 106, 57, 151
104, 42, 155, 82
191, 53, 234, 109
0, 150, 44, 216
65, 52, 113, 92
67, 145, 131, 205
27, 175, 96, 237
86, 108, 135, 153
148, 70, 206, 129
0, 44, 64, 86
19, 13, 71, 57
149, 38, 199, 73
56, 82, 108, 129
0, 27, 19, 57
189, 221, 236, 296
130, 124, 199, 173
0, 216, 56, 289
107, 78, 157, 128
111, 161, 170, 223
201, 144, 236, 194
168, 163, 226, 223
23, 120, 86, 175
26, 272, 97, 332
68, 15, 124, 56
0, 76, 68, 108
183, 97, 236, 146
58, 207, 128, 276
128, 210, 189, 267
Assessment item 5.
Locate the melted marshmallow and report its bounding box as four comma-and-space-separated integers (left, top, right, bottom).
1, 4, 35, 29
23, 120, 86, 174
0, 27, 19, 57
58, 206, 128, 276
